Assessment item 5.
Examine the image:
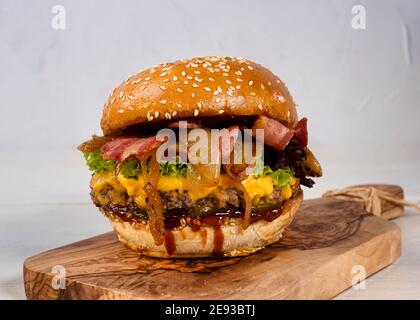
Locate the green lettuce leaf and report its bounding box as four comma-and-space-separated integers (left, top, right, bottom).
83, 151, 187, 178
259, 165, 294, 189
83, 150, 116, 173
159, 157, 187, 178
121, 159, 141, 178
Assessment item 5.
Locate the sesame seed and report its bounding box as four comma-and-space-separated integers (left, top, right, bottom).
261, 83, 265, 89
128, 95, 134, 100
155, 111, 160, 118
218, 110, 225, 114
229, 86, 236, 91
173, 76, 178, 81
248, 80, 253, 86
140, 85, 146, 90
176, 88, 183, 93
145, 77, 151, 81
279, 96, 286, 102
118, 109, 124, 113
209, 77, 215, 81
172, 111, 177, 116
192, 83, 199, 88
159, 85, 166, 90
176, 102, 182, 108
194, 109, 199, 116
165, 112, 171, 119
276, 79, 281, 83
128, 106, 134, 110
247, 66, 254, 70
187, 75, 193, 80
250, 92, 256, 96
119, 92, 124, 98
235, 70, 242, 75
197, 102, 202, 109
258, 104, 263, 111
195, 77, 203, 82
160, 100, 167, 104
181, 71, 186, 76
184, 80, 189, 84
268, 81, 272, 86
204, 87, 211, 92
159, 72, 167, 77
226, 80, 232, 84
150, 68, 157, 74
236, 78, 243, 82
194, 70, 201, 74
215, 98, 222, 103
227, 91, 233, 97
222, 73, 229, 77
163, 78, 170, 83
191, 93, 195, 98
236, 85, 241, 89
133, 79, 141, 84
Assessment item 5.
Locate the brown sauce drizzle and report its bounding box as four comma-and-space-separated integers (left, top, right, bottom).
102, 202, 286, 257
164, 230, 176, 255
200, 216, 224, 257
200, 228, 207, 248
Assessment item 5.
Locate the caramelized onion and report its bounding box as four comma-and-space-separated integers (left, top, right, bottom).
303, 147, 323, 177
187, 163, 221, 187
140, 152, 165, 245
187, 128, 221, 187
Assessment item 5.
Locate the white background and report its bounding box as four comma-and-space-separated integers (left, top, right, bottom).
0, 0, 419, 299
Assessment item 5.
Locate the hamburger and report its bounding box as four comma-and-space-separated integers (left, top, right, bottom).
78, 56, 322, 258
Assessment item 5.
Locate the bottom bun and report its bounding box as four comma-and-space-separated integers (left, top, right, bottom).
103, 190, 303, 258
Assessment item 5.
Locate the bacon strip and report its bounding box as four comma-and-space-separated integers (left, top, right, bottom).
252, 116, 308, 150
293, 117, 308, 148
101, 136, 161, 162
252, 116, 294, 150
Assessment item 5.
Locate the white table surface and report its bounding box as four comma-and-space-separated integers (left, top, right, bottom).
1, 149, 419, 300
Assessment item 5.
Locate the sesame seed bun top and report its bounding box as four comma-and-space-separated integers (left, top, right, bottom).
101, 56, 298, 135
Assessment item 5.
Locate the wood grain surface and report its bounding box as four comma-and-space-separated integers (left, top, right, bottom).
23, 184, 403, 300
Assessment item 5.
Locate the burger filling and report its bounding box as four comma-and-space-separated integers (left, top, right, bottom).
79, 116, 322, 245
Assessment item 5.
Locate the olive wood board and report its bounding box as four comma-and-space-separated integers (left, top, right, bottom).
24, 184, 403, 300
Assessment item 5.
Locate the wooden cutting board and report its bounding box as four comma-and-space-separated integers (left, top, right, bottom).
24, 184, 403, 300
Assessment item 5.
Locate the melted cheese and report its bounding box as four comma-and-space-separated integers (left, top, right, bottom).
91, 172, 293, 208
242, 175, 274, 200
90, 172, 127, 205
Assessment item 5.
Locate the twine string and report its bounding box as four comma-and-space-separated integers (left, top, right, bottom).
322, 187, 420, 217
